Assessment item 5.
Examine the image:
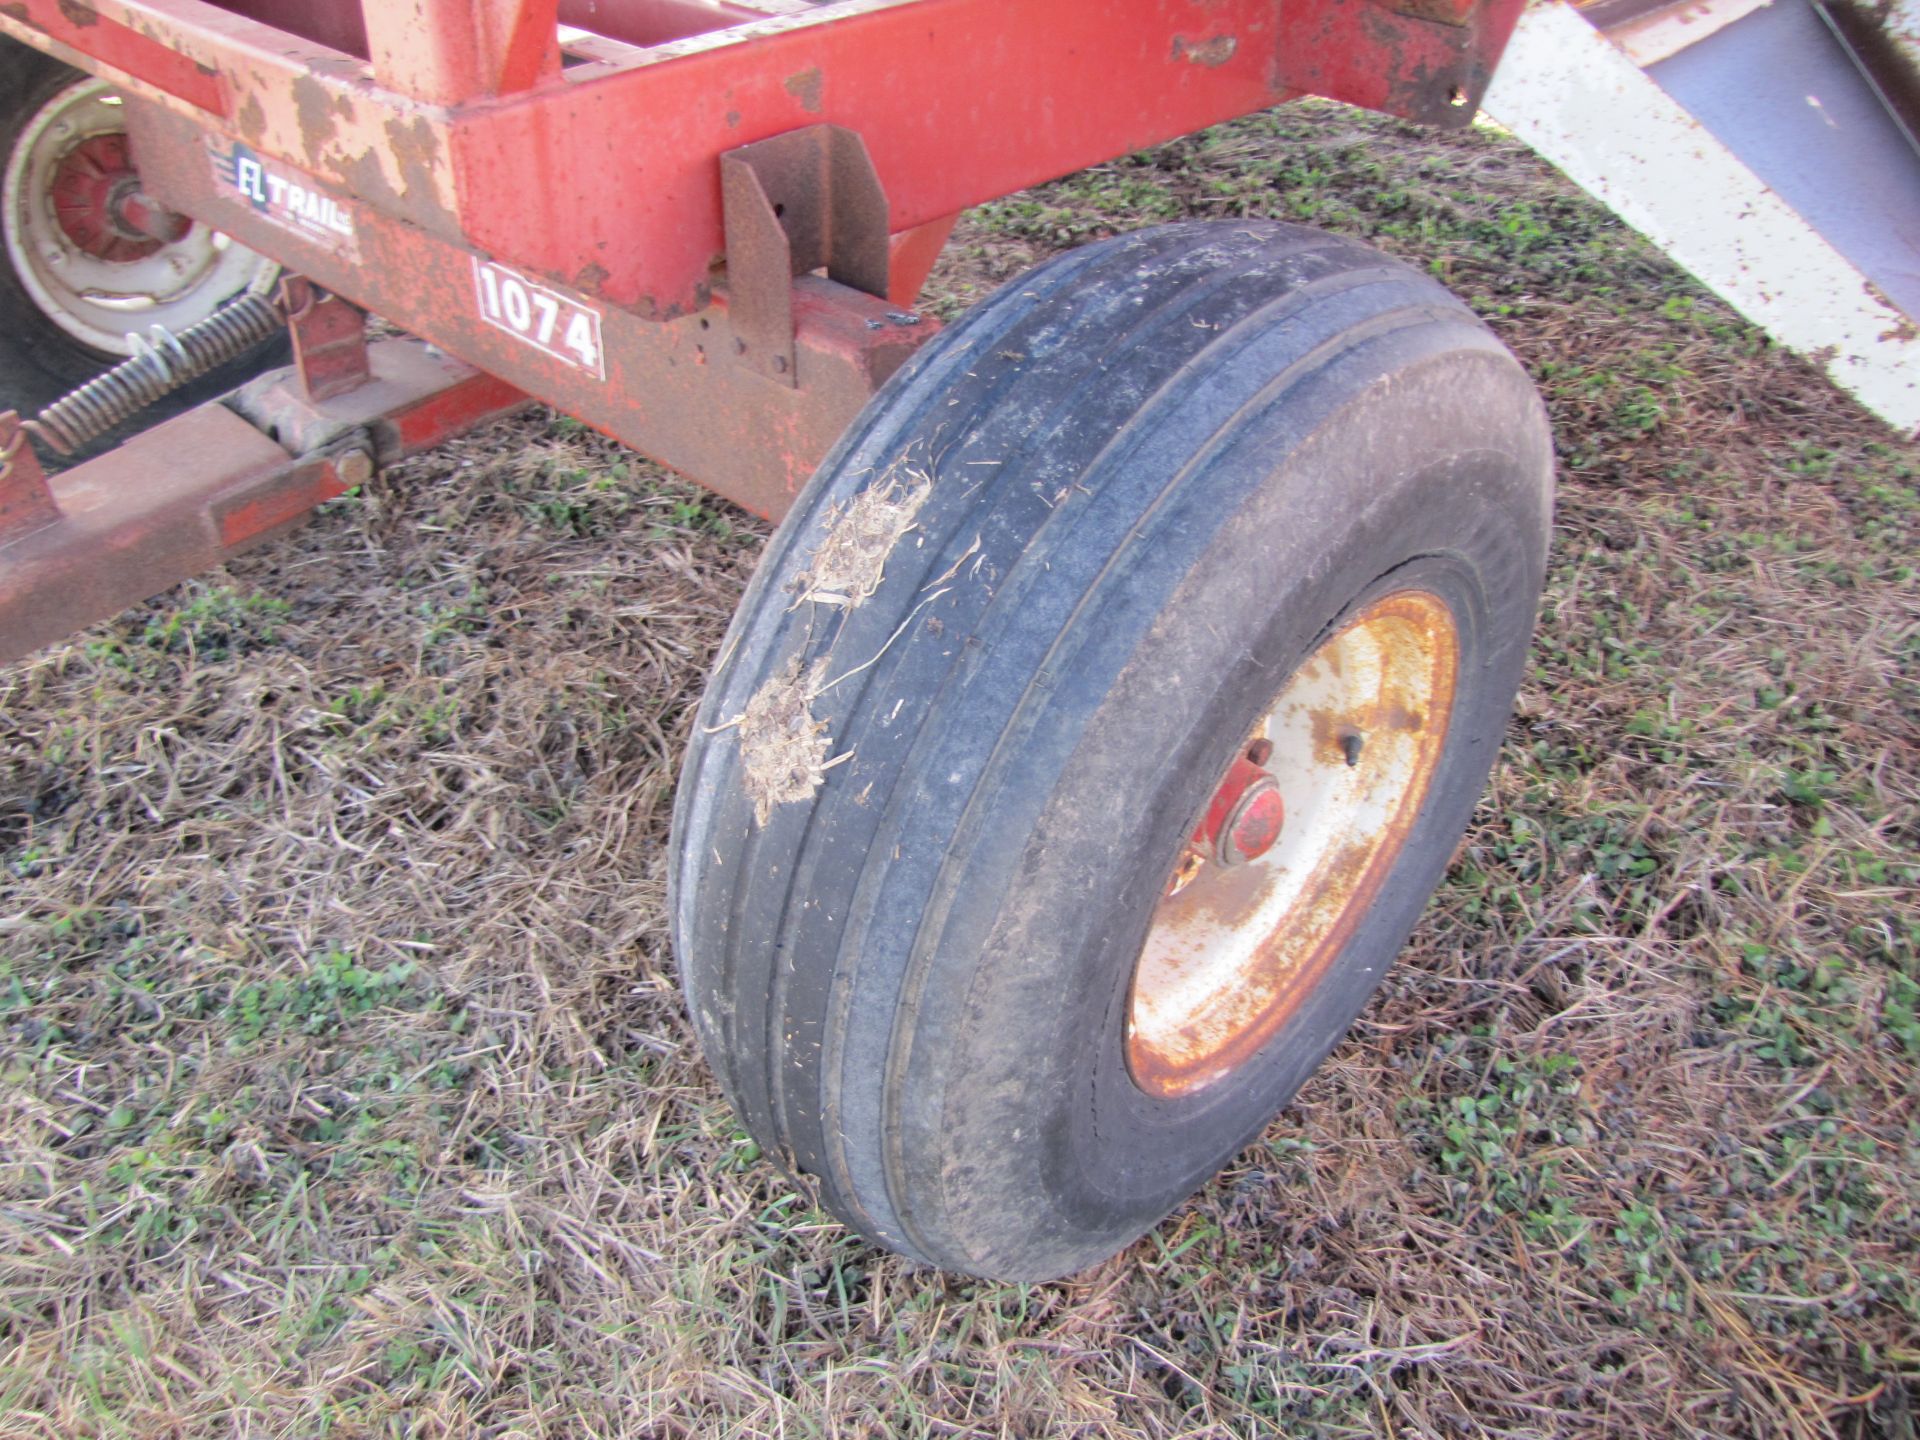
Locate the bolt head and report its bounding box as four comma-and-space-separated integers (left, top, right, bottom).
334, 449, 374, 488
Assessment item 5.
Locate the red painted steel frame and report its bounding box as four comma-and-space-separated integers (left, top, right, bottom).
0, 0, 1526, 316
0, 0, 1526, 649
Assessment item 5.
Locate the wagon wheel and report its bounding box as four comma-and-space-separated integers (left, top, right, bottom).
0, 40, 284, 443
672, 220, 1554, 1281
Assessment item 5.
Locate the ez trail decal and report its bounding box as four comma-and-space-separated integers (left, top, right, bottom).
208, 141, 359, 260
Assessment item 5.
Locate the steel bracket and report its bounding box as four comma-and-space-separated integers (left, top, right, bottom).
0, 412, 59, 545
281, 277, 374, 403
720, 125, 891, 388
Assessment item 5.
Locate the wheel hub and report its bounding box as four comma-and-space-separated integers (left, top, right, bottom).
1169, 745, 1287, 898
46, 133, 182, 262
1128, 590, 1460, 1097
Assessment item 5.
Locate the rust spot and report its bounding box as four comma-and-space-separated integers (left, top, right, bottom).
234, 91, 268, 147
0, 3, 30, 22
383, 114, 451, 222
573, 261, 611, 295
1383, 0, 1477, 26
1308, 706, 1345, 766
292, 75, 338, 164
1865, 279, 1920, 342
55, 0, 96, 27
339, 147, 402, 215
784, 66, 824, 113
1172, 33, 1238, 66
725, 109, 743, 128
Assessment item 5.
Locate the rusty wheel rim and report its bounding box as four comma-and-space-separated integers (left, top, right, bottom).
1127, 590, 1459, 1097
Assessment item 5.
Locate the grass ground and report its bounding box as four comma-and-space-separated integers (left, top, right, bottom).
2, 102, 1916, 1439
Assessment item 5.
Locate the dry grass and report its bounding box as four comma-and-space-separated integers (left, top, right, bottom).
2, 103, 1916, 1438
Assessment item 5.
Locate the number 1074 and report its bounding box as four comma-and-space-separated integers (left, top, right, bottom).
473, 258, 605, 379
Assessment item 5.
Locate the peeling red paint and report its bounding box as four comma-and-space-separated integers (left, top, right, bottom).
784, 65, 824, 112
1173, 33, 1239, 65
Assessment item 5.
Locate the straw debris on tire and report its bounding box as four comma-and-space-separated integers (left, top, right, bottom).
788, 469, 932, 610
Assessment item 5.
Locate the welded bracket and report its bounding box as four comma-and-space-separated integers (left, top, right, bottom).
280, 277, 373, 403
720, 125, 891, 387
0, 412, 58, 544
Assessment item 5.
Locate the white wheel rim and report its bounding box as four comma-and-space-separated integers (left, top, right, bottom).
3, 78, 273, 357
1128, 590, 1460, 1097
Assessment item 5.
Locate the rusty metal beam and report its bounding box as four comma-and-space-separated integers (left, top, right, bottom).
1, 405, 321, 662
0, 342, 527, 663
363, 0, 563, 103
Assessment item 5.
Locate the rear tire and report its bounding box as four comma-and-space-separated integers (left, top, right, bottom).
671, 220, 1553, 1280
0, 38, 285, 456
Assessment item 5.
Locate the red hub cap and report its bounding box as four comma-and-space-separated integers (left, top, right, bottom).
47, 133, 185, 263
1194, 753, 1285, 866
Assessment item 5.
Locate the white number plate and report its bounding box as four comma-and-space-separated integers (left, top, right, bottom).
471, 258, 605, 379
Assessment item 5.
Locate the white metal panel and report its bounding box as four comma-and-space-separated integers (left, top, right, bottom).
1482, 1, 1920, 434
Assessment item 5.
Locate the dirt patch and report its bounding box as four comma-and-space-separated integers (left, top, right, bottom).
731, 656, 840, 824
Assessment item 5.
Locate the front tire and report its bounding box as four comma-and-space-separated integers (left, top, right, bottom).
671, 220, 1553, 1280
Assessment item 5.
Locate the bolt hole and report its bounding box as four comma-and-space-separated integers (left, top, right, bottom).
773, 202, 786, 218
1448, 84, 1470, 107
699, 317, 710, 330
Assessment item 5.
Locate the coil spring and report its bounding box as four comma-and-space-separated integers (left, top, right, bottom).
32, 292, 285, 455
